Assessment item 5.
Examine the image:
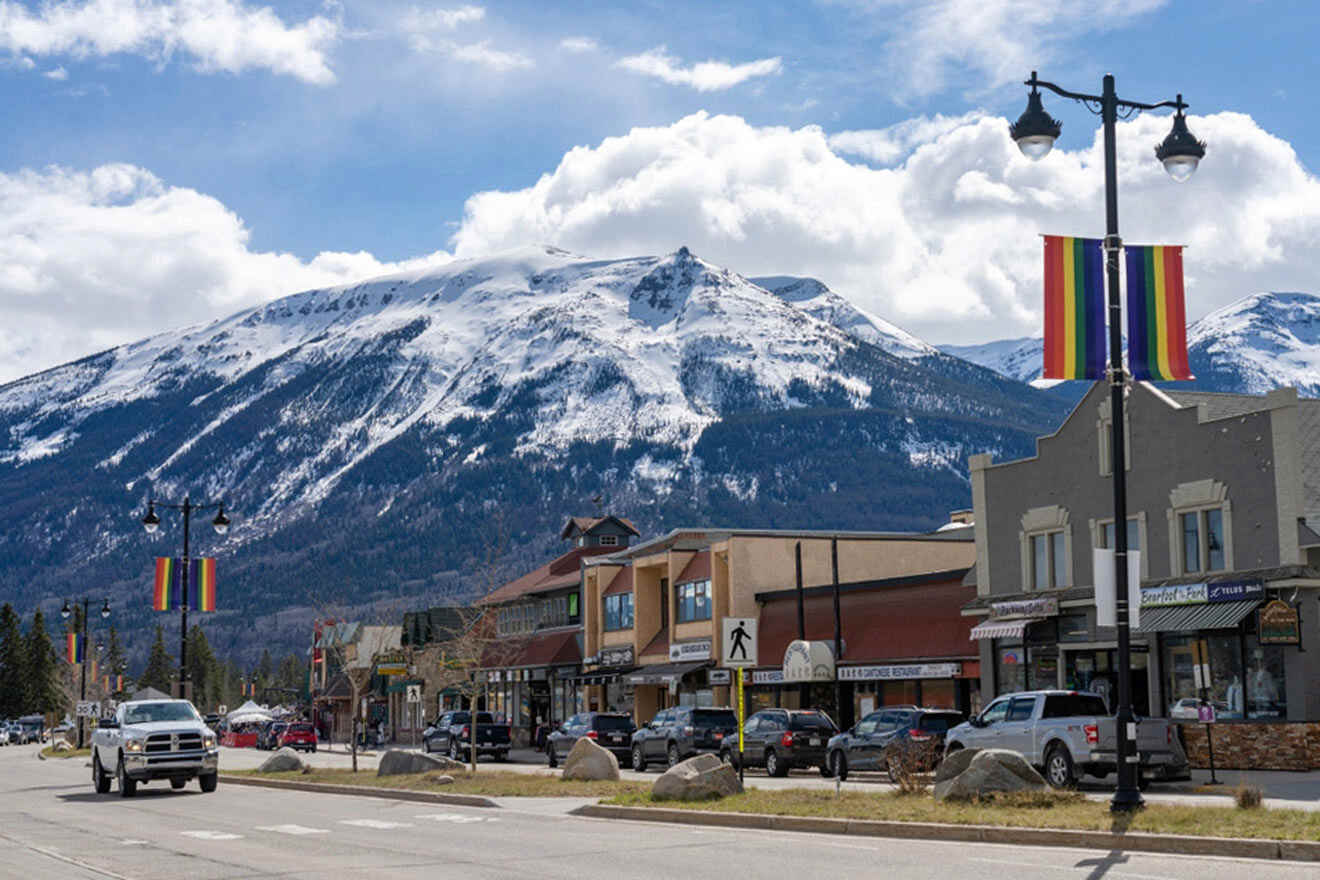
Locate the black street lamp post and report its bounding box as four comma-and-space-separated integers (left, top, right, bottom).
60, 597, 110, 748
1010, 71, 1205, 812
142, 496, 230, 700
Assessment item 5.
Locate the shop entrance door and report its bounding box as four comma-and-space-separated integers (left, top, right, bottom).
1064, 649, 1150, 716
529, 681, 551, 744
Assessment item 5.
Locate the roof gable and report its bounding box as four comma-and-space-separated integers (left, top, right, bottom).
560, 515, 641, 540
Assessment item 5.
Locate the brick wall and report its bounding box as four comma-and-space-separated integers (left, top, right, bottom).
1178, 722, 1320, 771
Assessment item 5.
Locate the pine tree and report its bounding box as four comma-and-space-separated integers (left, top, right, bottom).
275, 653, 305, 697
0, 604, 25, 717
138, 625, 175, 694
185, 626, 218, 710
24, 611, 64, 719
257, 649, 273, 690
105, 626, 126, 693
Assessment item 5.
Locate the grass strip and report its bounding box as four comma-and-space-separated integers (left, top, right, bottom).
227, 768, 649, 799
603, 789, 1320, 842
40, 746, 91, 759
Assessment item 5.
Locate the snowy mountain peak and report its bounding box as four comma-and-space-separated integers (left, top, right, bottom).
750, 275, 936, 360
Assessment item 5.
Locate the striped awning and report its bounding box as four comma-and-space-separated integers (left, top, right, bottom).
969, 617, 1046, 641
1137, 599, 1260, 633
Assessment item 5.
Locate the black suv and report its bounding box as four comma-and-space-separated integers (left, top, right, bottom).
721, 708, 837, 777
546, 712, 636, 767
631, 706, 738, 771
826, 707, 965, 781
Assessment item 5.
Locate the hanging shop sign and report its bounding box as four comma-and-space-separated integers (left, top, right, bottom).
374, 651, 409, 676
669, 639, 712, 662
782, 640, 835, 683
990, 597, 1058, 618
1141, 581, 1264, 607
752, 669, 784, 685
1259, 600, 1301, 645
708, 669, 731, 685
597, 646, 635, 669
837, 663, 961, 682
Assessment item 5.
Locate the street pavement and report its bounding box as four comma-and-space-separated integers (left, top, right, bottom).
219, 744, 1320, 811
3, 743, 1317, 879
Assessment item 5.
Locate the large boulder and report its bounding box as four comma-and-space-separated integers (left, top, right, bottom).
933, 748, 1048, 801
257, 747, 307, 774
652, 753, 743, 801
377, 750, 465, 777
933, 747, 981, 783
560, 737, 620, 781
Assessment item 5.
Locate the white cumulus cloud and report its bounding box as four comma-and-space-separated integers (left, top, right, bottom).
0, 164, 451, 383
616, 46, 781, 91
398, 4, 485, 50
829, 112, 986, 164
42, 65, 68, 79
0, 0, 341, 84
558, 36, 597, 53
451, 110, 1320, 349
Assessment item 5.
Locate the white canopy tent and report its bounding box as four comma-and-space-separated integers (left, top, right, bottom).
225, 700, 273, 725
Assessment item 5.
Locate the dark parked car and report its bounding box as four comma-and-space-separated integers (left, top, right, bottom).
257, 721, 287, 750
422, 712, 511, 761
825, 707, 965, 781
721, 708, 837, 777
631, 706, 738, 771
546, 712, 635, 767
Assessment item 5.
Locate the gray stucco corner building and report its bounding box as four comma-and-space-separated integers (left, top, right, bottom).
966, 382, 1320, 770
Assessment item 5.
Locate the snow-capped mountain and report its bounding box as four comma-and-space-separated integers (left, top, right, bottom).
0, 246, 1066, 662
939, 337, 1043, 385
941, 292, 1320, 398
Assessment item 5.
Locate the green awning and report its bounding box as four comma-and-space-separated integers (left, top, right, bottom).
1137, 600, 1259, 633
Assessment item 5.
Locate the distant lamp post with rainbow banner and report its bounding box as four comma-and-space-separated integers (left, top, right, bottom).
1011, 71, 1205, 812
60, 597, 110, 748
143, 496, 230, 702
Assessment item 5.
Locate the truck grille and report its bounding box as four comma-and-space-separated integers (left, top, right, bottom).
145, 732, 204, 753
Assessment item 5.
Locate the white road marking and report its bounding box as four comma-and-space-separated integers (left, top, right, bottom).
414, 813, 493, 824
180, 830, 243, 840
255, 824, 329, 836
339, 819, 414, 829
119, 840, 150, 846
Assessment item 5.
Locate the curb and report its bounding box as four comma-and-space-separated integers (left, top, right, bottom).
218, 774, 499, 809
572, 804, 1320, 862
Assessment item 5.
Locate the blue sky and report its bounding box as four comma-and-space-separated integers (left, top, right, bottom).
4, 0, 1320, 381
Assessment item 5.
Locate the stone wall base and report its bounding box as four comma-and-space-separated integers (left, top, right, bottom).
1177, 721, 1320, 771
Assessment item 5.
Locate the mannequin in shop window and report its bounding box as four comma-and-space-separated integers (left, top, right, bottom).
1226, 675, 1244, 715
1250, 657, 1279, 705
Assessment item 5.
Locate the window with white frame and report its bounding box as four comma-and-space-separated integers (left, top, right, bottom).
1167, 479, 1232, 576
1020, 506, 1071, 591
599, 534, 619, 546
676, 580, 712, 622
1092, 513, 1149, 580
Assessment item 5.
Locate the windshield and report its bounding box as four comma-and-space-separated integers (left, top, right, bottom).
123, 702, 201, 724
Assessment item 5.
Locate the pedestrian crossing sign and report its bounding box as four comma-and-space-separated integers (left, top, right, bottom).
721, 618, 757, 668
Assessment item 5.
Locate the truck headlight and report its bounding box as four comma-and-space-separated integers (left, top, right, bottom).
203, 735, 216, 750
123, 738, 143, 753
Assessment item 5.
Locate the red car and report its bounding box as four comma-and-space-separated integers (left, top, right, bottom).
277, 722, 317, 753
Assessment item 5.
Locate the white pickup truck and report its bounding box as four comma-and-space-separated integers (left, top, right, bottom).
943, 690, 1190, 789
91, 699, 219, 797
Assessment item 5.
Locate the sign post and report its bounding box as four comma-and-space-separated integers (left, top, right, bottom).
721, 618, 757, 785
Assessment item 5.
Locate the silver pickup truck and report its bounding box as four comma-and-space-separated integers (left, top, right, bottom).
943, 690, 1190, 788
91, 699, 219, 797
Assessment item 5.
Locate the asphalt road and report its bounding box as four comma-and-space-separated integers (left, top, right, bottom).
4, 744, 1316, 879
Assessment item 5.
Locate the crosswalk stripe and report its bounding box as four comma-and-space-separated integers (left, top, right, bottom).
180, 830, 242, 840
255, 825, 329, 836
338, 819, 414, 830
415, 813, 492, 824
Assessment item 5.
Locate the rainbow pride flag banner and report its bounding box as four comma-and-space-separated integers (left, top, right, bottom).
191, 558, 217, 612
153, 557, 178, 610
1125, 244, 1193, 381
66, 632, 84, 664
1042, 235, 1106, 380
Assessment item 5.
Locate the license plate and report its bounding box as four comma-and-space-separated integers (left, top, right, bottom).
810, 737, 821, 746
482, 741, 493, 746
611, 735, 624, 743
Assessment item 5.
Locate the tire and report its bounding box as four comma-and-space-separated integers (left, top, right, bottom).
818, 762, 833, 778
170, 778, 187, 790
667, 743, 681, 769
199, 772, 218, 793
449, 740, 462, 762
92, 754, 111, 794
547, 744, 558, 769
493, 751, 507, 763
631, 745, 647, 772
766, 749, 788, 778
1044, 744, 1077, 789
829, 750, 848, 781
117, 756, 136, 798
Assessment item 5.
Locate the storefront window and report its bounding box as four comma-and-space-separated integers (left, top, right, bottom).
1030, 651, 1059, 692
677, 580, 712, 622
1162, 633, 1244, 719
1246, 642, 1286, 719
996, 642, 1027, 695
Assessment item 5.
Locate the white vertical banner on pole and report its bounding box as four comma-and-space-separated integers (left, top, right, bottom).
1094, 549, 1140, 628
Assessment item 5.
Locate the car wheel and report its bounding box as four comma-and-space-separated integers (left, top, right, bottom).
830, 750, 848, 781
766, 749, 787, 777
170, 778, 187, 790
547, 744, 558, 768
117, 756, 136, 798
1044, 744, 1077, 789
92, 754, 111, 794
449, 740, 461, 762
199, 772, 218, 793
667, 743, 681, 769
631, 745, 647, 772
